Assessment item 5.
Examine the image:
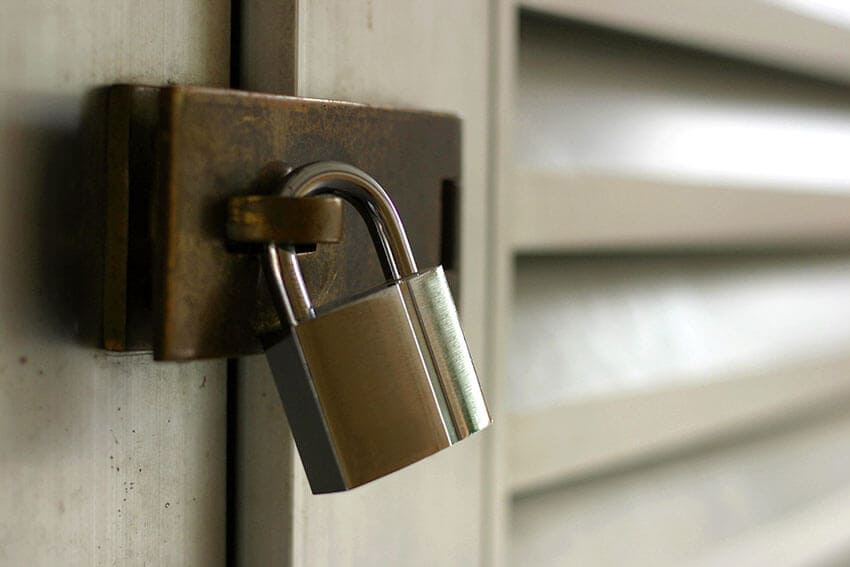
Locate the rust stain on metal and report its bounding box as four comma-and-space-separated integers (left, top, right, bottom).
226, 195, 344, 244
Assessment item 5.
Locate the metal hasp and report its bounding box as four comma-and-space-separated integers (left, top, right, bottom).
102, 85, 461, 360
263, 162, 490, 493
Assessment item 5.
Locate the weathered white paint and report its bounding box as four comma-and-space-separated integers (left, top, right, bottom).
0, 2, 229, 565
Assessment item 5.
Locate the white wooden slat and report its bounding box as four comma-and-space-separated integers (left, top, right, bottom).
511, 401, 850, 566
510, 254, 850, 410
500, 1, 850, 565
517, 12, 850, 194
520, 0, 850, 84
509, 355, 850, 493
513, 170, 850, 252
687, 484, 850, 567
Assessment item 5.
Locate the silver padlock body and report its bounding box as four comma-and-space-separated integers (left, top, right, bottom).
265, 265, 490, 493
405, 266, 491, 440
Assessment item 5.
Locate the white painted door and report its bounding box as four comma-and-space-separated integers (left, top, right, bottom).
235, 2, 498, 566
0, 3, 229, 565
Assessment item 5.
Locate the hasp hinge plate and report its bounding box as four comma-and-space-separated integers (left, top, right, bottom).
103, 85, 460, 360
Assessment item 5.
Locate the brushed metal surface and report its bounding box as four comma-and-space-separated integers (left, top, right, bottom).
264, 331, 347, 493
263, 161, 424, 325
407, 267, 492, 439
268, 273, 492, 493
284, 285, 453, 492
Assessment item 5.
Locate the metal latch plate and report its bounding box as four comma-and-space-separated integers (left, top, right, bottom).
103, 85, 460, 360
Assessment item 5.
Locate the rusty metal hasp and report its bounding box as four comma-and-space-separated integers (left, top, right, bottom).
101, 85, 460, 361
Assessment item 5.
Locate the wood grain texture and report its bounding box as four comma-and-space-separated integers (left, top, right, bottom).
237, 1, 494, 565
0, 2, 229, 565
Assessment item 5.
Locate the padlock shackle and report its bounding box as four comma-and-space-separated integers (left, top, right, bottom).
263, 161, 419, 324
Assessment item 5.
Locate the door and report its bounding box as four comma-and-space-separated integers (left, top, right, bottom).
235, 2, 498, 566
0, 2, 230, 565
1, 2, 497, 566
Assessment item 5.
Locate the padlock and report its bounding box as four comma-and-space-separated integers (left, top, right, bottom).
262, 161, 491, 494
